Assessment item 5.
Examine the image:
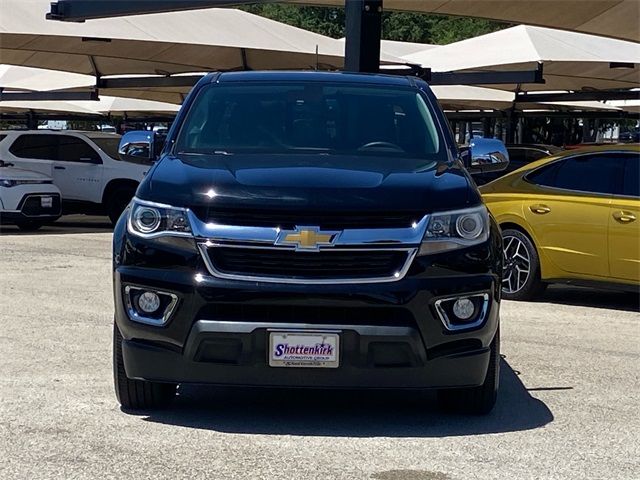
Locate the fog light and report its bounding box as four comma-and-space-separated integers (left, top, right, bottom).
137, 291, 161, 313
452, 297, 475, 320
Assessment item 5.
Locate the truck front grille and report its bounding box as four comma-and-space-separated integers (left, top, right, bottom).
19, 194, 61, 217
203, 246, 413, 282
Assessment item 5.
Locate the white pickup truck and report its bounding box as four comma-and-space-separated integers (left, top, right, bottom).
0, 130, 149, 224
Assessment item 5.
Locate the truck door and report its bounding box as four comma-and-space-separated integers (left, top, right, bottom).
7, 134, 56, 177
608, 153, 640, 282
52, 135, 103, 203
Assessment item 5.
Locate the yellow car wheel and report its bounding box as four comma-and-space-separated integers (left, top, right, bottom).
501, 229, 547, 301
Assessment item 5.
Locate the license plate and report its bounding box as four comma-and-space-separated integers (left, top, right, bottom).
40, 196, 53, 208
269, 331, 339, 368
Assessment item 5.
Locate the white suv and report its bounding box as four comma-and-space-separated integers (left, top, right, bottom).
0, 130, 150, 224
0, 159, 62, 231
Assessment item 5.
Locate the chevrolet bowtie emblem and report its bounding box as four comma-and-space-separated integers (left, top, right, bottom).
276, 227, 339, 251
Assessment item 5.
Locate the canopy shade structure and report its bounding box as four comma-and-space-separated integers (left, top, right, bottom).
0, 0, 352, 78
46, 0, 640, 43
432, 85, 624, 112
403, 25, 640, 94
432, 85, 515, 111
69, 96, 180, 116
0, 100, 101, 116
0, 95, 180, 117
0, 64, 191, 105
338, 38, 438, 58
535, 101, 623, 112
294, 0, 640, 43
0, 64, 93, 91
607, 99, 640, 113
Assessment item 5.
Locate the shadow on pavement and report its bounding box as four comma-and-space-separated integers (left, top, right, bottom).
0, 215, 113, 236
138, 359, 554, 437
538, 285, 639, 313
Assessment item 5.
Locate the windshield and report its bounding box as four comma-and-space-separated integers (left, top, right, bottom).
175, 82, 445, 162
90, 137, 121, 160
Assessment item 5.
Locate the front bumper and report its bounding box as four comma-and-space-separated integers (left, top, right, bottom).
122, 320, 491, 388
113, 231, 501, 389
0, 191, 62, 223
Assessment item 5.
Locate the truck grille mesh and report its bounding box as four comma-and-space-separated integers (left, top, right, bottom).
206, 247, 410, 280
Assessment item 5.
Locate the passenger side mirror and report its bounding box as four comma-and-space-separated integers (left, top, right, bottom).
460, 138, 510, 175
118, 131, 164, 164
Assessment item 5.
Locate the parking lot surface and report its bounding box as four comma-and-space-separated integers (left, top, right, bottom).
1, 219, 639, 480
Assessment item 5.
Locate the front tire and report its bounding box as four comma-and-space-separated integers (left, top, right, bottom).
437, 328, 500, 415
106, 187, 136, 226
15, 220, 44, 231
113, 324, 176, 410
501, 229, 547, 301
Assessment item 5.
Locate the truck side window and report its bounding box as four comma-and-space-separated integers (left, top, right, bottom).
527, 154, 623, 195
9, 134, 58, 160
57, 136, 101, 163
622, 154, 639, 197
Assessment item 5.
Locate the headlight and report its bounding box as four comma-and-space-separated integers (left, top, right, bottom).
0, 179, 51, 188
418, 205, 489, 255
128, 198, 192, 237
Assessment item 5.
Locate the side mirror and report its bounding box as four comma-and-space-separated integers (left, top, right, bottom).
460, 138, 510, 175
118, 131, 164, 164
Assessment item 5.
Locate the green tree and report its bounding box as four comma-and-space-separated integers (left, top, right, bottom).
242, 5, 507, 44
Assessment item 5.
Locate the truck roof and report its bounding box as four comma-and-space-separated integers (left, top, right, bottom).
214, 70, 416, 87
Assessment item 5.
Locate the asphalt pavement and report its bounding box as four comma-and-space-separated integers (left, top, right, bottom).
1, 218, 638, 480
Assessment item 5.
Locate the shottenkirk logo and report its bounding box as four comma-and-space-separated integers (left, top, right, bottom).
274, 343, 334, 357
275, 226, 339, 251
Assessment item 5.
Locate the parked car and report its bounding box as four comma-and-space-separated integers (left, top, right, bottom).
112, 71, 510, 414
0, 158, 61, 230
474, 144, 562, 185
0, 130, 150, 224
481, 145, 639, 300
619, 128, 639, 143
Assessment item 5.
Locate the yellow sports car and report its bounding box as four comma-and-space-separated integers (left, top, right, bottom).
480, 145, 639, 300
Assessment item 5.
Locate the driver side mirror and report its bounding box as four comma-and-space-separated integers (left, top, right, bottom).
460, 138, 510, 175
118, 131, 165, 164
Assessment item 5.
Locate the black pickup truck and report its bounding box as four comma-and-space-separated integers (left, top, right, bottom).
113, 71, 508, 414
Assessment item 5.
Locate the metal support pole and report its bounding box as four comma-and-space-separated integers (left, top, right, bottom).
344, 0, 383, 73
26, 111, 38, 130
483, 117, 492, 138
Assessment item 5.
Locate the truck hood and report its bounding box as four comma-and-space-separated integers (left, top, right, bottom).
140, 153, 478, 216
0, 165, 53, 182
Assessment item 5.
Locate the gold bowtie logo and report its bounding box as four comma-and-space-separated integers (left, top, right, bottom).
277, 227, 339, 251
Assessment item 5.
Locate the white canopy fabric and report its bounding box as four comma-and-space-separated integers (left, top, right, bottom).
0, 64, 191, 105
0, 0, 352, 76
0, 100, 100, 116
69, 96, 180, 115
607, 99, 640, 113
0, 65, 93, 91
0, 94, 180, 116
380, 40, 438, 58
432, 85, 515, 111
291, 0, 640, 42
403, 25, 640, 92
432, 85, 623, 112
339, 38, 438, 59
538, 101, 622, 112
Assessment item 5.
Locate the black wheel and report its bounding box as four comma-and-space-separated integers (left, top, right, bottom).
106, 187, 136, 226
501, 228, 547, 301
15, 220, 44, 231
113, 324, 176, 410
437, 328, 500, 415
